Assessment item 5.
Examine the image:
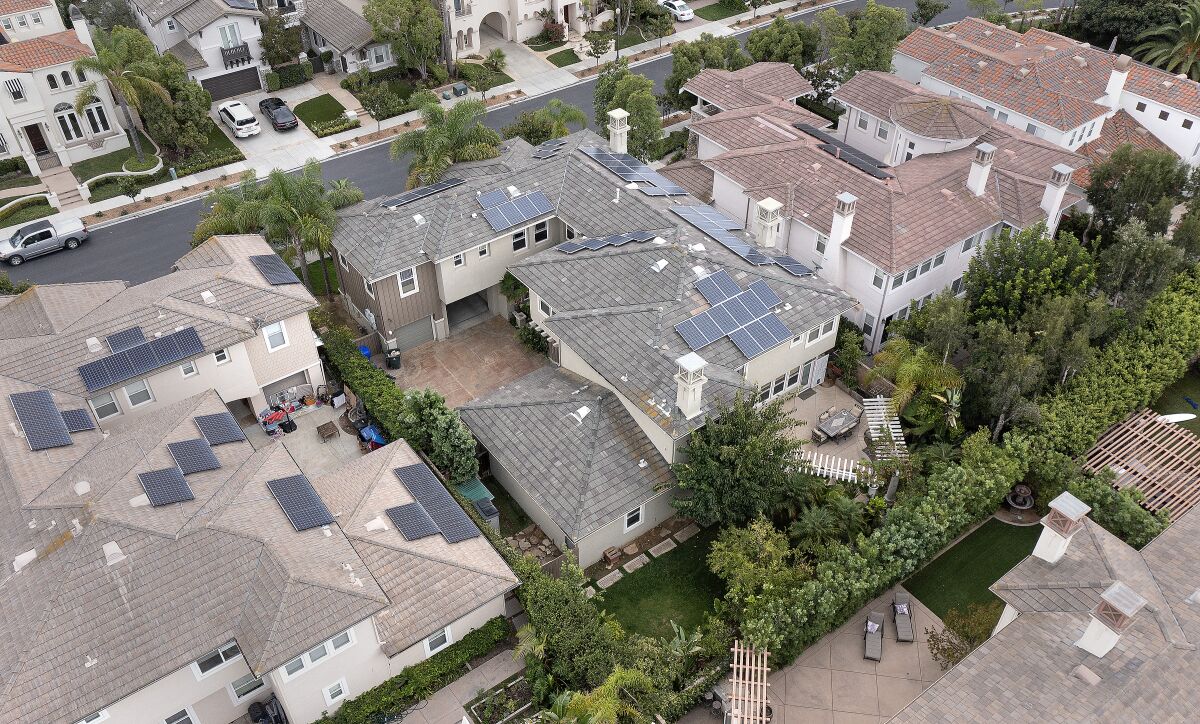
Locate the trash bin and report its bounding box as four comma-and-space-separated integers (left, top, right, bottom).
385, 350, 402, 370
453, 82, 469, 97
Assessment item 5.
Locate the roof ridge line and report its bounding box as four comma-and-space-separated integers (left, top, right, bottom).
462, 394, 605, 412
348, 536, 518, 586
567, 390, 608, 535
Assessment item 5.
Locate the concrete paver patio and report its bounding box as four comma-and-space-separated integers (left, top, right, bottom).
783, 384, 869, 461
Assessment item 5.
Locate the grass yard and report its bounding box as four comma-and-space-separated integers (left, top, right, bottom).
0, 198, 55, 227
903, 518, 1039, 622
69, 130, 155, 182
0, 173, 41, 192
526, 38, 567, 52
597, 526, 724, 639
294, 93, 346, 128
547, 48, 581, 67
87, 170, 170, 202
487, 477, 533, 537
201, 120, 240, 154
1152, 368, 1200, 436
296, 257, 339, 297
695, 2, 747, 21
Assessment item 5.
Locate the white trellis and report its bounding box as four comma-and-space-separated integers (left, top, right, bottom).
801, 450, 862, 483
726, 641, 771, 724
863, 396, 908, 460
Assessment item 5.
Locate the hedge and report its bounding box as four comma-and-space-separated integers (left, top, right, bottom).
311, 116, 361, 138
0, 157, 30, 176
318, 617, 510, 724
175, 148, 245, 177
274, 61, 313, 89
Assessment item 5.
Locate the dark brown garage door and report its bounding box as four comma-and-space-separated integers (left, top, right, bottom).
201, 67, 262, 101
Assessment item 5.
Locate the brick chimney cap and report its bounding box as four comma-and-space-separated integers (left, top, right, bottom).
1048, 491, 1091, 520
1102, 581, 1147, 617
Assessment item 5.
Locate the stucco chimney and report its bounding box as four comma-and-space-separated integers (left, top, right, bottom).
1075, 581, 1147, 658
753, 197, 783, 249
69, 5, 94, 51
607, 108, 629, 155
1040, 163, 1074, 226
966, 143, 996, 197
1104, 55, 1132, 109
675, 353, 707, 420
822, 192, 856, 286
1032, 491, 1090, 565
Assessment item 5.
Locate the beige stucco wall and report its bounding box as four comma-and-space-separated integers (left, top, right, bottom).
743, 324, 839, 387
575, 488, 677, 568
245, 313, 324, 391
435, 219, 563, 306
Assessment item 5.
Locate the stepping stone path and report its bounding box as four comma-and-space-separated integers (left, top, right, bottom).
622, 553, 649, 573
649, 538, 677, 557
674, 523, 700, 542
597, 569, 624, 589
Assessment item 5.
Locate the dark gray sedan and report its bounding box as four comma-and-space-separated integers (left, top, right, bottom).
259, 97, 299, 131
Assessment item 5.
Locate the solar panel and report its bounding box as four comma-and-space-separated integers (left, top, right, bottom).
106, 327, 146, 353
728, 314, 795, 358
394, 463, 480, 543
674, 278, 791, 357
695, 269, 742, 305
775, 256, 813, 277
250, 254, 301, 285
168, 438, 221, 475
539, 138, 567, 149
386, 502, 441, 541
531, 148, 561, 159
558, 241, 586, 254
10, 390, 72, 450
60, 408, 96, 433
481, 191, 553, 232
194, 412, 246, 445
477, 189, 509, 209
555, 231, 657, 254
382, 177, 465, 208
267, 474, 335, 531
77, 327, 205, 391
139, 467, 194, 506
580, 146, 689, 196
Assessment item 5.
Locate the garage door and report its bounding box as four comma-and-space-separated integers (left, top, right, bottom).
201, 67, 262, 101
263, 370, 310, 404
388, 316, 434, 352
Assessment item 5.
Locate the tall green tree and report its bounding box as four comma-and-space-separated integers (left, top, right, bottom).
1086, 145, 1190, 241
746, 16, 818, 68
260, 9, 303, 67
1134, 0, 1200, 80
585, 31, 614, 67
911, 0, 949, 26
1098, 219, 1186, 318
813, 9, 850, 62
364, 0, 442, 79
594, 59, 633, 127
1073, 0, 1177, 52
830, 1, 908, 77
868, 337, 963, 414
708, 518, 808, 616
967, 321, 1044, 441
139, 52, 213, 155
595, 69, 660, 160
502, 99, 587, 145
664, 33, 752, 110
73, 27, 171, 164
77, 0, 136, 32
389, 99, 501, 188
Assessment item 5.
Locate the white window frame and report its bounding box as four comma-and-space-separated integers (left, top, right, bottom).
228, 672, 265, 703
807, 318, 835, 345
398, 267, 418, 297
166, 18, 176, 30
623, 505, 643, 532
123, 379, 153, 408
453, 253, 465, 268
218, 22, 241, 49
856, 113, 869, 131
872, 268, 885, 289
962, 232, 980, 253
534, 220, 549, 243
919, 258, 932, 275
372, 45, 387, 65
180, 360, 198, 378
90, 391, 120, 420
164, 708, 196, 724
933, 252, 945, 268
262, 321, 289, 352
192, 640, 242, 679
278, 628, 355, 682
76, 712, 110, 724
875, 122, 891, 140
815, 233, 828, 255
862, 312, 875, 337
512, 229, 528, 253
324, 678, 349, 706
904, 266, 918, 283
478, 243, 490, 258
84, 103, 110, 134
214, 348, 230, 365
0, 18, 11, 30
951, 276, 965, 296
424, 626, 453, 657
538, 298, 552, 317
30, 10, 41, 24
996, 111, 1009, 123
15, 14, 26, 27
338, 252, 348, 270
331, 630, 352, 650
56, 108, 84, 142
363, 277, 375, 299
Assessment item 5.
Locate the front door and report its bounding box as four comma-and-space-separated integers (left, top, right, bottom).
23, 124, 47, 155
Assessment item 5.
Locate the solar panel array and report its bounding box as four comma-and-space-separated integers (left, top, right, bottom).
382, 177, 465, 208
194, 412, 246, 445
580, 147, 687, 196
139, 467, 194, 506
775, 256, 814, 277
477, 189, 509, 209
250, 254, 301, 286
695, 269, 743, 304
482, 191, 554, 232
168, 438, 222, 475
557, 230, 656, 254
10, 390, 72, 450
671, 206, 814, 277
793, 123, 895, 180
78, 327, 205, 392
675, 280, 792, 358
267, 474, 335, 531
106, 326, 146, 353
386, 502, 441, 541
60, 408, 96, 432
531, 138, 567, 160
394, 463, 480, 543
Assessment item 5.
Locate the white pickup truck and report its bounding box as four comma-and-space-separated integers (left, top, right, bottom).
0, 217, 89, 266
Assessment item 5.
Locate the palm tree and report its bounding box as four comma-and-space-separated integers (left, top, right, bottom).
1134, 0, 1200, 81
868, 338, 963, 414
538, 692, 592, 724
541, 99, 588, 138
512, 623, 546, 663
73, 29, 170, 164
789, 504, 841, 552
390, 100, 502, 189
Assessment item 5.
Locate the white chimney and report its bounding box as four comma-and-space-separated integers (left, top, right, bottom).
675, 353, 707, 420
966, 143, 996, 197
1040, 163, 1074, 228
823, 192, 856, 286
753, 197, 784, 249
102, 541, 126, 566
69, 5, 94, 51
1104, 55, 1132, 109
1032, 491, 1090, 565
1075, 581, 1147, 658
607, 108, 630, 155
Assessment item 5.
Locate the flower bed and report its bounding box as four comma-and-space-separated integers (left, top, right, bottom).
465, 674, 533, 724
311, 116, 361, 138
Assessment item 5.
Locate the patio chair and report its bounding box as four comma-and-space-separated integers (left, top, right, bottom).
826, 405, 838, 417
811, 429, 828, 445
864, 611, 884, 661
818, 410, 832, 422
893, 592, 915, 643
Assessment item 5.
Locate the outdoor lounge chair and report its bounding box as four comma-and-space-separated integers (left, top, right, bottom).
864, 611, 884, 661
811, 429, 828, 445
893, 592, 914, 643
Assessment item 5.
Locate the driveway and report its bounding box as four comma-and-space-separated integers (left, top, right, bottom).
211, 82, 336, 171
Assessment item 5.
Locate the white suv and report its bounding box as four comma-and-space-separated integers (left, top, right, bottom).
218, 100, 261, 138
659, 0, 693, 21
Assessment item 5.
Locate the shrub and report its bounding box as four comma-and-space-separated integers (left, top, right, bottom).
274, 62, 309, 89
175, 148, 245, 177
358, 82, 409, 120
320, 49, 334, 64
516, 324, 548, 354
265, 71, 281, 92
429, 64, 449, 86
310, 116, 361, 138
0, 157, 30, 176
545, 21, 567, 42
301, 60, 314, 80
925, 601, 1002, 670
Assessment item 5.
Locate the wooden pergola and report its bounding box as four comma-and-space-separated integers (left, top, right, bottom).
725, 641, 771, 724
1082, 408, 1200, 520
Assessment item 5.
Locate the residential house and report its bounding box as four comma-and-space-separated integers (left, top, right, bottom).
0, 235, 325, 429
891, 490, 1200, 722
893, 17, 1200, 165
681, 61, 815, 120
0, 3, 127, 175
285, 0, 397, 75
128, 0, 264, 100
663, 69, 1084, 351
445, 0, 588, 56
0, 384, 517, 724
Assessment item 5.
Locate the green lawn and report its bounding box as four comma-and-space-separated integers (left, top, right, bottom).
0, 198, 55, 226
903, 518, 1040, 622
486, 477, 533, 537
202, 120, 239, 154
296, 257, 340, 297
69, 130, 155, 182
294, 93, 347, 128
695, 2, 747, 20
87, 170, 170, 202
597, 526, 724, 639
526, 38, 567, 52
1152, 368, 1200, 436
0, 174, 41, 192
547, 48, 581, 67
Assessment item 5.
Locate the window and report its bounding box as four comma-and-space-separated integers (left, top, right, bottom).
15, 14, 26, 27
166, 18, 176, 30
538, 298, 552, 317
85, 103, 110, 133
324, 679, 348, 706
214, 348, 230, 365
862, 312, 875, 337
398, 267, 418, 296
0, 18, 11, 30
815, 233, 828, 254
1185, 119, 1194, 130
856, 113, 869, 131
1068, 131, 1076, 145
76, 68, 86, 83
565, 225, 576, 239
91, 392, 120, 420
47, 74, 58, 90
195, 640, 241, 676
918, 259, 932, 275
230, 673, 264, 701
786, 366, 800, 387
872, 268, 885, 289
218, 23, 241, 49
124, 379, 153, 408
284, 657, 305, 676
262, 321, 288, 351
623, 506, 643, 532
478, 243, 490, 258
1026, 122, 1038, 134
1159, 110, 1170, 121
338, 252, 348, 270
363, 277, 375, 299
876, 122, 890, 140
534, 220, 548, 243
76, 712, 109, 724
56, 108, 84, 142
933, 252, 945, 268
279, 629, 354, 680
1087, 122, 1096, 137
1136, 101, 1147, 112
996, 111, 1009, 123
180, 360, 198, 378
373, 45, 387, 65
985, 105, 996, 116
332, 631, 352, 650
808, 319, 835, 343
950, 276, 964, 295
425, 627, 452, 656
512, 229, 528, 252
308, 642, 329, 663
904, 267, 918, 283
164, 710, 195, 724
772, 374, 785, 396
453, 253, 465, 267
962, 233, 980, 253
891, 274, 903, 289
61, 70, 72, 86
5, 78, 25, 101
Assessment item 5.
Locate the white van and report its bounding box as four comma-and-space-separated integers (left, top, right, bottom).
218, 100, 261, 138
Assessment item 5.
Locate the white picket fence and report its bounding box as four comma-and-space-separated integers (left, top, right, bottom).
801, 450, 862, 483
863, 396, 908, 460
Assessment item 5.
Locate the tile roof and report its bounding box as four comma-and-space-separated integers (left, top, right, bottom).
128, 0, 260, 29
0, 0, 52, 14
1072, 109, 1177, 186
0, 235, 317, 398
127, 0, 196, 24
300, 0, 375, 52
682, 62, 814, 110
658, 158, 714, 203
833, 71, 992, 140
0, 30, 92, 71
460, 367, 675, 539
688, 101, 832, 151
166, 38, 208, 71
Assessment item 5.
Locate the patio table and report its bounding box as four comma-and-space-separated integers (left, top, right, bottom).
818, 408, 858, 439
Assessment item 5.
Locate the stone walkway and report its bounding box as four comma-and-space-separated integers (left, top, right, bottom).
405, 648, 524, 724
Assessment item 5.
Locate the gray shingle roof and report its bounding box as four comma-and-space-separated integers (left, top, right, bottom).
460, 367, 674, 539
300, 0, 375, 52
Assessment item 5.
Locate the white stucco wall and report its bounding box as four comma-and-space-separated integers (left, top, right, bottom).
1119, 91, 1200, 162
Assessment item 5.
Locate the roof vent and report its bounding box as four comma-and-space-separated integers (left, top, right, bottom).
976, 60, 988, 70
102, 541, 126, 566
569, 405, 591, 424
651, 259, 668, 273
365, 515, 389, 532
129, 494, 150, 507
689, 243, 706, 251
1016, 67, 1030, 78
85, 337, 103, 353
201, 290, 216, 305
1073, 55, 1087, 67
12, 549, 36, 573
73, 480, 91, 496
983, 29, 992, 36
638, 458, 647, 468
507, 185, 521, 198
692, 265, 708, 277
413, 213, 426, 225
1186, 589, 1200, 605
1072, 665, 1101, 686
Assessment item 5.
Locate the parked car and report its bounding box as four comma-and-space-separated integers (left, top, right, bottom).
659, 0, 693, 21
218, 100, 261, 138
258, 97, 299, 131
0, 218, 89, 266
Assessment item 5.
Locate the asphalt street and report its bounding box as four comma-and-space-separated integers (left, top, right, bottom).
15, 0, 976, 286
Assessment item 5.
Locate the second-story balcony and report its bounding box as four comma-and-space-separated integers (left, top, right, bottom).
221, 42, 253, 69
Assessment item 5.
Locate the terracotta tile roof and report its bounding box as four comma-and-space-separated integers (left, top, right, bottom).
0, 0, 51, 14
689, 101, 831, 151
0, 30, 92, 71
1073, 109, 1177, 186
682, 62, 813, 110
833, 71, 991, 140
659, 158, 714, 202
